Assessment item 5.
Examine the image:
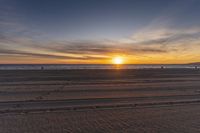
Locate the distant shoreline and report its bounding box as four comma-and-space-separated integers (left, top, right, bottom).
0, 63, 199, 65
0, 64, 199, 70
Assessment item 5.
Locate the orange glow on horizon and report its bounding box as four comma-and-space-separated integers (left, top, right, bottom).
0, 52, 200, 64
112, 56, 124, 64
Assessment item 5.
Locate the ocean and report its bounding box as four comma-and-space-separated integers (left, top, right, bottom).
0, 64, 199, 70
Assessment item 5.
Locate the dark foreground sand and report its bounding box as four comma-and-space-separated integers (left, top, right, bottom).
0, 69, 200, 133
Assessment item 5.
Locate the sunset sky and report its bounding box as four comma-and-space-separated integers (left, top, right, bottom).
0, 0, 200, 64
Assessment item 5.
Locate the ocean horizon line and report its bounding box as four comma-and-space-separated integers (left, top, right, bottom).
0, 64, 199, 70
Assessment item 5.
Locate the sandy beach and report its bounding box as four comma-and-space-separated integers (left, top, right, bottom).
0, 68, 200, 132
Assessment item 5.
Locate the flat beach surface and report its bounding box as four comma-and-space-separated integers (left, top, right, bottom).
0, 69, 200, 133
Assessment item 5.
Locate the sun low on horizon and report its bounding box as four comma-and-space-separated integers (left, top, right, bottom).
112, 57, 124, 65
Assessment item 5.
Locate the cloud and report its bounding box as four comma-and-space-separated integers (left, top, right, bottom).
4, 25, 200, 60
0, 34, 169, 60
0, 0, 199, 62
127, 27, 200, 55
131, 27, 200, 44
0, 0, 200, 63
0, 46, 108, 60
1, 24, 200, 62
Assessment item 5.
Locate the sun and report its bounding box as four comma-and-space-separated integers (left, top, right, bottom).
112, 57, 124, 64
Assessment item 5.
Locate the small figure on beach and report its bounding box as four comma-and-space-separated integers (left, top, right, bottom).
41, 66, 44, 70
194, 66, 198, 70
161, 66, 164, 69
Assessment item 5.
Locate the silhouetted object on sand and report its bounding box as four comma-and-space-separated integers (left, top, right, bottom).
161, 66, 164, 69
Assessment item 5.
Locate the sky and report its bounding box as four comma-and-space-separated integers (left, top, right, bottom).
0, 0, 200, 64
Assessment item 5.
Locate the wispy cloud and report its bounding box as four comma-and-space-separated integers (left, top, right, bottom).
0, 0, 200, 63
0, 34, 169, 60
1, 25, 200, 63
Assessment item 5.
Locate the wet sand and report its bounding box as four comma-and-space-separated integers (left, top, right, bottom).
0, 69, 200, 132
